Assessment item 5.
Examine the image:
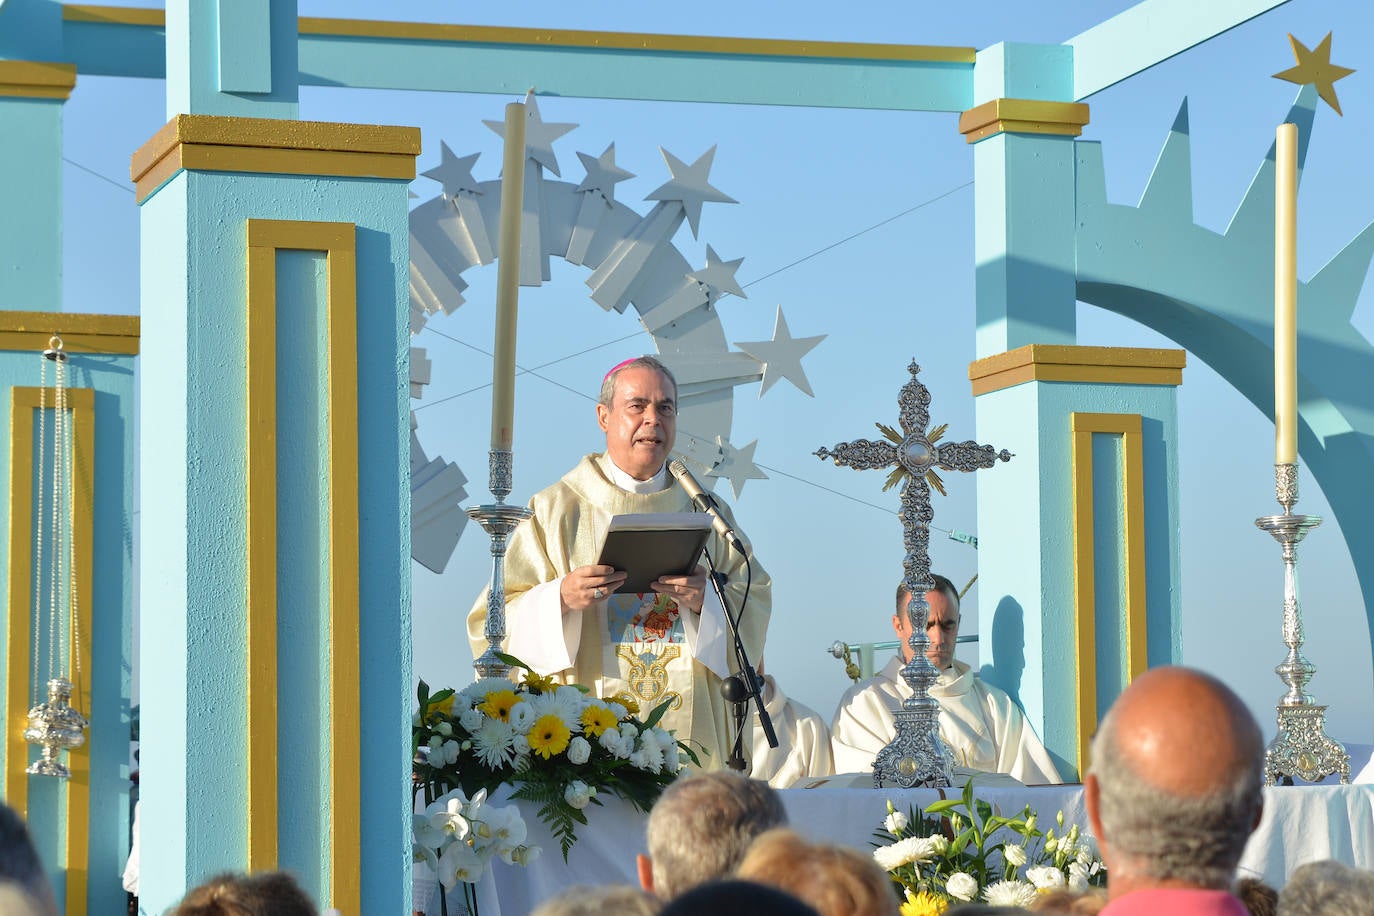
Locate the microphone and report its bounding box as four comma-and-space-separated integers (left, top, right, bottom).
668, 459, 745, 553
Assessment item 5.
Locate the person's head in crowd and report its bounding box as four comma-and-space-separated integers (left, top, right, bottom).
639, 770, 787, 900
598, 356, 678, 481
735, 828, 897, 916
1029, 888, 1107, 914
1277, 860, 1374, 916
171, 870, 318, 916
531, 884, 662, 916
0, 802, 57, 916
658, 880, 821, 916
1085, 666, 1264, 900
1236, 877, 1278, 916
893, 575, 960, 669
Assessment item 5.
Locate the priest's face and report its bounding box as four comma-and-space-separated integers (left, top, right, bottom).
894, 588, 960, 669
597, 365, 677, 480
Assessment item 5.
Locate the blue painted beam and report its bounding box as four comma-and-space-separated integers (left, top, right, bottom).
59, 16, 974, 112
1065, 0, 1292, 100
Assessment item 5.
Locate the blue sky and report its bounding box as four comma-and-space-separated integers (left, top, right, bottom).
62, 0, 1374, 747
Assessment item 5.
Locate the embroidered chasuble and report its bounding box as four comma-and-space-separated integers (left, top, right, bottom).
467, 454, 771, 769
830, 656, 1062, 784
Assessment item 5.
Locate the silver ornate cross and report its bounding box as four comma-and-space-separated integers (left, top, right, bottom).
816, 360, 1011, 787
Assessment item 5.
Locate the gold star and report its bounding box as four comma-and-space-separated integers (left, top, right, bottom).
1274, 32, 1356, 116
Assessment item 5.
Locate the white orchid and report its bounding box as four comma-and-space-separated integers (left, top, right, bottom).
437, 840, 485, 888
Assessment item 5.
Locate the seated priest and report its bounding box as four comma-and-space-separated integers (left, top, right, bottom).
830, 575, 1061, 784
466, 356, 771, 770
747, 661, 834, 788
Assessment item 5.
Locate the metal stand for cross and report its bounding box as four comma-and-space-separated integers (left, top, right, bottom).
816, 360, 1011, 788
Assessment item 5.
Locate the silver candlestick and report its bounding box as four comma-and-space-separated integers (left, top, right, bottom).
1255, 463, 1349, 784
816, 360, 1011, 788
468, 449, 533, 680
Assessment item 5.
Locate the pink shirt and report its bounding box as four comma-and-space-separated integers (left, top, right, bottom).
1102, 888, 1249, 916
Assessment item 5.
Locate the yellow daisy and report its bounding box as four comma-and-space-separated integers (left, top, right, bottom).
581, 705, 620, 739
528, 714, 572, 759
522, 671, 558, 694
900, 889, 948, 916
479, 690, 520, 722
425, 692, 456, 723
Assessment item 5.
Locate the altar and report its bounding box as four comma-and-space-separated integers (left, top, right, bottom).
422, 778, 1374, 915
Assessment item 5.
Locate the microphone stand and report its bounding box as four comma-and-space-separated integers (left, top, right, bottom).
701, 540, 777, 773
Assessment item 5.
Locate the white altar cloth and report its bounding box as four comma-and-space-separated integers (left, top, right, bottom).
424, 783, 1374, 915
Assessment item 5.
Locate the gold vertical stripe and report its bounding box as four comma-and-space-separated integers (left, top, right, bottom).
6, 387, 95, 916
245, 230, 280, 871
245, 220, 360, 912
1070, 412, 1145, 777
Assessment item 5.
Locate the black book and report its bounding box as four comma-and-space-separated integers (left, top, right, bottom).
596, 512, 713, 594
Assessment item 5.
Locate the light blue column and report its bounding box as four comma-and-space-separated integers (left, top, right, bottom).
971, 350, 1183, 780
969, 43, 1078, 357
0, 63, 75, 311
0, 320, 139, 916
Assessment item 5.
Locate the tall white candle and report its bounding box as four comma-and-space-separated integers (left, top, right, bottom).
1274, 122, 1298, 466
491, 101, 527, 451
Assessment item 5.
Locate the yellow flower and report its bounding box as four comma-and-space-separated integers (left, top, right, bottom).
581, 705, 619, 739
616, 695, 641, 716
479, 690, 520, 722
900, 889, 948, 916
528, 714, 572, 759
522, 671, 557, 694
425, 692, 456, 723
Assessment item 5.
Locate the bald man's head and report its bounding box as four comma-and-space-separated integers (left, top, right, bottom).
1087, 667, 1264, 891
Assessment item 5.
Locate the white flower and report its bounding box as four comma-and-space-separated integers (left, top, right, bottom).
598, 728, 623, 754
1003, 843, 1028, 867
527, 689, 583, 733
629, 748, 651, 770
512, 734, 531, 757
564, 780, 596, 810
412, 814, 446, 867
460, 679, 510, 702
508, 701, 536, 732
459, 707, 484, 733
436, 721, 453, 737
619, 723, 639, 744
437, 840, 485, 888
482, 804, 528, 850
567, 736, 591, 765
425, 797, 470, 843
982, 880, 1037, 907
945, 872, 978, 902
1067, 861, 1090, 892
472, 718, 519, 769
1076, 836, 1099, 866
928, 834, 949, 856
606, 702, 628, 720
510, 844, 541, 867
884, 810, 909, 834
872, 835, 943, 870
1026, 866, 1067, 890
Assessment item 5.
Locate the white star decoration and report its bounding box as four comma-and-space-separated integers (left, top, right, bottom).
421, 142, 482, 198
734, 306, 826, 397
646, 146, 737, 238
484, 90, 577, 177
575, 143, 635, 202
708, 437, 768, 498
687, 245, 747, 303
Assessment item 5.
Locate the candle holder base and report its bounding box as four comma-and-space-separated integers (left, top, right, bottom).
1265, 703, 1350, 785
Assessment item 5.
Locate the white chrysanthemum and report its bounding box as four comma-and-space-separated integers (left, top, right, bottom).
629, 748, 651, 770
1026, 866, 1067, 890
982, 880, 1037, 907
472, 717, 518, 769
598, 727, 624, 754
1067, 861, 1090, 892
872, 835, 943, 871
1003, 843, 1028, 867
884, 810, 909, 834
458, 707, 484, 733
564, 780, 596, 810
567, 736, 592, 765
526, 688, 584, 732
945, 872, 978, 902
461, 679, 511, 702
619, 723, 639, 743
606, 701, 628, 720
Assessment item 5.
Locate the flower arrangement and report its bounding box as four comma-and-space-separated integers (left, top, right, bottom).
413, 787, 538, 913
872, 779, 1106, 914
413, 654, 695, 860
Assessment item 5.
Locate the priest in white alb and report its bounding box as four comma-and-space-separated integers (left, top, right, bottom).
467, 356, 771, 769
830, 575, 1061, 784
747, 663, 834, 788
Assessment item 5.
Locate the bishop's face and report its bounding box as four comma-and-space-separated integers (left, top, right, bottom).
597, 366, 677, 481
893, 588, 960, 670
